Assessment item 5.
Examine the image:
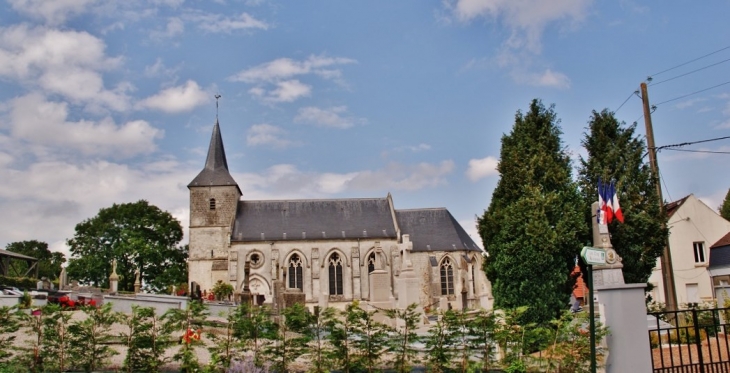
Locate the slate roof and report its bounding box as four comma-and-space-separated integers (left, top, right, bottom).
188, 121, 240, 192
665, 195, 690, 218
395, 208, 482, 252
232, 198, 397, 242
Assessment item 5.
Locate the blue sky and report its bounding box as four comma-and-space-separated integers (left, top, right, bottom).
1, 0, 730, 256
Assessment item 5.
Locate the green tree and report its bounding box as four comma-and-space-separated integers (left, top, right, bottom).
325, 303, 358, 372
266, 303, 312, 372
5, 240, 65, 280
121, 306, 172, 373
423, 310, 455, 373
233, 303, 277, 367
308, 306, 336, 373
66, 200, 186, 292
719, 188, 730, 221
68, 303, 119, 372
384, 304, 421, 373
0, 306, 20, 366
349, 303, 389, 372
163, 300, 209, 373
41, 304, 74, 373
577, 110, 667, 284
478, 99, 584, 325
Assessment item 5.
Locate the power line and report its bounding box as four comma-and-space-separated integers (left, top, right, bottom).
650, 57, 730, 86
657, 135, 730, 150
614, 90, 639, 114
650, 45, 730, 77
654, 80, 730, 106
664, 148, 730, 155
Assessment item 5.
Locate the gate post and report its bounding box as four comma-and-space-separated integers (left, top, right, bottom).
692, 308, 705, 373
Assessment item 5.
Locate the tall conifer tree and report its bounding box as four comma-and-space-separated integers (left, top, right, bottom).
478, 99, 583, 325
577, 109, 666, 284
719, 188, 730, 222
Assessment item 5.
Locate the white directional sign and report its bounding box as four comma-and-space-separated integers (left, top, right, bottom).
581, 246, 606, 266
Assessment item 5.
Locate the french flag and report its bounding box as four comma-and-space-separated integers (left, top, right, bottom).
598, 179, 624, 224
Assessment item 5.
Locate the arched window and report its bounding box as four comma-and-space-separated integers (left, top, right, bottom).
367, 252, 375, 274
288, 254, 303, 290
329, 253, 344, 295
440, 257, 454, 295
209, 198, 216, 210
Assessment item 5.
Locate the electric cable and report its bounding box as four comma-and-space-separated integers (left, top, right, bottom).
650, 45, 730, 77
650, 57, 730, 86
614, 91, 639, 114
654, 80, 730, 106
664, 148, 730, 155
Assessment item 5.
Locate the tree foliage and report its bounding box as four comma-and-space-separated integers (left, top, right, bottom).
5, 240, 65, 280
577, 110, 667, 284
66, 200, 186, 292
720, 188, 730, 222
478, 99, 583, 325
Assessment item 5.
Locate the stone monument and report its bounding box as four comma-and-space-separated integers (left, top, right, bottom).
109, 260, 119, 294
395, 235, 425, 326
590, 201, 652, 372
239, 260, 253, 306
59, 267, 68, 290
134, 268, 141, 294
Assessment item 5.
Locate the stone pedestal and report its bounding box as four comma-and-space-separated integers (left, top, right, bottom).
596, 283, 652, 373
109, 260, 119, 295
369, 270, 390, 302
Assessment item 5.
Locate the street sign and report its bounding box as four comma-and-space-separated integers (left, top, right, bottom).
581, 246, 606, 266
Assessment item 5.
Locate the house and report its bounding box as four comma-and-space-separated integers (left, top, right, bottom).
708, 232, 730, 305
648, 194, 730, 305
187, 121, 493, 311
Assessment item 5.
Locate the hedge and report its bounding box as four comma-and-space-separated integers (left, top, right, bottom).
0, 275, 39, 290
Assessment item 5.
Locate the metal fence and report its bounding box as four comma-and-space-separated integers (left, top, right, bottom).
649, 306, 730, 373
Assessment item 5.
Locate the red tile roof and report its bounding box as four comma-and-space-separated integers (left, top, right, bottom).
665, 195, 690, 218
711, 231, 730, 249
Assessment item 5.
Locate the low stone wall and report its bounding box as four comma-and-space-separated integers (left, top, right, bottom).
0, 294, 19, 307
104, 295, 184, 315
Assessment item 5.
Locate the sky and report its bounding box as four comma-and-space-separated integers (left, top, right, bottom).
2, 0, 730, 257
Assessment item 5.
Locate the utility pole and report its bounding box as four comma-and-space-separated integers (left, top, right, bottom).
641, 82, 678, 312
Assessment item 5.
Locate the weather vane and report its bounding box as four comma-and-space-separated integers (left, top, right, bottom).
215, 94, 221, 121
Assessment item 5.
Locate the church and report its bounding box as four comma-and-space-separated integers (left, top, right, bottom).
187, 121, 493, 311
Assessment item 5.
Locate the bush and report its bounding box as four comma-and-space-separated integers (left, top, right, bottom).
0, 276, 38, 290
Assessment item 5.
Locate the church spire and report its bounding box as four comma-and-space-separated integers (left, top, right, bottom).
188, 104, 240, 192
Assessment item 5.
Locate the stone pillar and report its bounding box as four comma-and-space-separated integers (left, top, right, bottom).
59, 267, 68, 290
134, 268, 141, 294
240, 260, 252, 306
351, 247, 361, 300
109, 259, 119, 295
590, 202, 652, 372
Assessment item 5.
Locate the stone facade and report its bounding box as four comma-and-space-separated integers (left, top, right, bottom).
187, 122, 493, 312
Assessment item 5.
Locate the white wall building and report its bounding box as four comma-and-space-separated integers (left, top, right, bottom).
649, 194, 730, 305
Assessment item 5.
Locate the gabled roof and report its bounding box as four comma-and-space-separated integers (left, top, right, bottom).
188, 121, 240, 192
665, 195, 691, 218
712, 231, 730, 249
232, 198, 397, 242
395, 208, 482, 252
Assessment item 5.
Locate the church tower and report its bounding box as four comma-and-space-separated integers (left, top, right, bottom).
187, 120, 241, 292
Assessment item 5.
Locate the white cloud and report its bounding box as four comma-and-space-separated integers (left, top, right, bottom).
150, 17, 185, 40
246, 124, 293, 148
0, 25, 130, 111
513, 68, 571, 89
138, 80, 209, 113
676, 97, 706, 110
144, 58, 180, 78
231, 55, 356, 83
230, 55, 356, 103
294, 106, 363, 129
187, 12, 269, 33
269, 80, 311, 102
448, 0, 590, 53
9, 93, 161, 158
8, 0, 94, 25
466, 156, 499, 181
233, 161, 455, 199
0, 158, 197, 256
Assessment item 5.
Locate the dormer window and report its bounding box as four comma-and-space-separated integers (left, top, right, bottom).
209, 198, 216, 210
